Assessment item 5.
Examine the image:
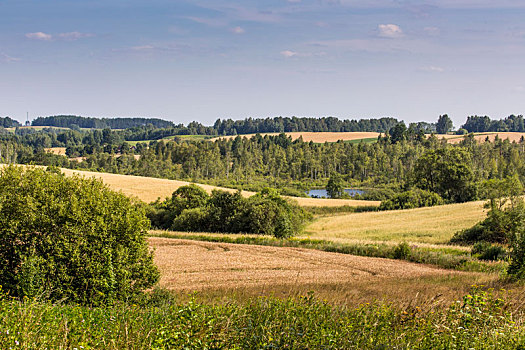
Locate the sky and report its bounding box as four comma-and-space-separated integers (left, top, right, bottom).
1, 0, 525, 127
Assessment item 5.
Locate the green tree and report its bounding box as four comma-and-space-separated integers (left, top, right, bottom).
326, 173, 344, 199
0, 166, 159, 304
436, 114, 454, 134
413, 148, 477, 203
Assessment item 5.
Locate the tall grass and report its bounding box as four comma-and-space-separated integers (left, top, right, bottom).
1, 287, 523, 349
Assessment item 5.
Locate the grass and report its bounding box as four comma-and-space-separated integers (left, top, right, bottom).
2, 286, 525, 349
305, 201, 488, 244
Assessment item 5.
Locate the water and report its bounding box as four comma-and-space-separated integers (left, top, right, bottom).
307, 188, 365, 198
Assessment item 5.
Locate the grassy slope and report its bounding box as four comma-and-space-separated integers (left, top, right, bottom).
304, 201, 487, 244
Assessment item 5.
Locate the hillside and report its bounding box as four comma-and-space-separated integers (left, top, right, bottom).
304, 201, 487, 244
210, 131, 380, 143
57, 168, 380, 206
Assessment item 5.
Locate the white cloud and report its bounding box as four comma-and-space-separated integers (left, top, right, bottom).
231, 26, 245, 34
1, 53, 20, 63
378, 24, 403, 38
58, 32, 94, 41
280, 50, 298, 58
25, 32, 53, 41
420, 65, 445, 72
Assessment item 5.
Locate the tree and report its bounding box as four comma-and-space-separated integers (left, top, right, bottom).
436, 114, 453, 134
388, 122, 407, 144
326, 173, 344, 199
0, 166, 159, 304
413, 148, 477, 203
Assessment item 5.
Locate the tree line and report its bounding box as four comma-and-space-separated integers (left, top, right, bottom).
32, 115, 174, 129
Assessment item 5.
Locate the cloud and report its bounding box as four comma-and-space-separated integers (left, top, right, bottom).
420, 65, 445, 72
378, 24, 403, 38
1, 53, 20, 63
58, 32, 94, 41
231, 26, 245, 34
281, 50, 297, 58
25, 32, 53, 41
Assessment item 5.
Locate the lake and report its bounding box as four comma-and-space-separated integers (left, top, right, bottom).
307, 188, 365, 198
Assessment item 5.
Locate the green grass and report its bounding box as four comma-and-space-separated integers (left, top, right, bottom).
1, 287, 523, 349
344, 137, 378, 144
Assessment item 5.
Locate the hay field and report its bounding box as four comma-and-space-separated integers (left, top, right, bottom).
44, 147, 67, 156
210, 132, 380, 143
151, 237, 483, 303
304, 201, 487, 244
446, 132, 525, 144
58, 168, 378, 206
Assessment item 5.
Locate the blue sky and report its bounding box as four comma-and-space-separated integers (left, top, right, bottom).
1, 0, 525, 127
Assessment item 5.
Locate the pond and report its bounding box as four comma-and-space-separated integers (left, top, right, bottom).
307, 188, 365, 198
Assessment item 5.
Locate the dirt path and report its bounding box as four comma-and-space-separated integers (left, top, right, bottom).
150, 237, 463, 292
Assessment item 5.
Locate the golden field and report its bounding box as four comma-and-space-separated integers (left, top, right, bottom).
210, 132, 380, 143
0, 165, 379, 206
58, 168, 380, 206
303, 201, 487, 244
150, 237, 491, 304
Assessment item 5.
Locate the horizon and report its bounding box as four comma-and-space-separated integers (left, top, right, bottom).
2, 1, 525, 126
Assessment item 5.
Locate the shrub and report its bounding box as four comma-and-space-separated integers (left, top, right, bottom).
0, 165, 159, 304
379, 188, 444, 210
148, 186, 311, 238
471, 242, 507, 261
393, 242, 412, 260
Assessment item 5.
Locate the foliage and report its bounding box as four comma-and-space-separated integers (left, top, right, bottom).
0, 165, 159, 304
471, 242, 508, 261
0, 288, 522, 349
32, 115, 174, 129
0, 116, 21, 128
326, 173, 344, 198
462, 114, 525, 133
148, 186, 311, 238
413, 148, 477, 202
379, 188, 444, 210
451, 176, 524, 245
436, 114, 454, 134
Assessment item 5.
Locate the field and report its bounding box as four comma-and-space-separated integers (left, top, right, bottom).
150, 237, 491, 304
304, 201, 487, 244
432, 132, 525, 144
210, 132, 381, 143
58, 168, 380, 206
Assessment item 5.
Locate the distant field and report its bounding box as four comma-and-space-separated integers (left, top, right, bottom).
210, 132, 381, 143
44, 147, 67, 156
304, 201, 487, 244
432, 132, 525, 144
57, 168, 379, 207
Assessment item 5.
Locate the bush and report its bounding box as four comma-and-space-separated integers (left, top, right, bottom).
379, 188, 444, 210
0, 165, 159, 304
471, 242, 507, 261
148, 186, 311, 238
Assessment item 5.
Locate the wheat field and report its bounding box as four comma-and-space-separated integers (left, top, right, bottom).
150, 237, 489, 303
210, 132, 381, 143
303, 201, 487, 244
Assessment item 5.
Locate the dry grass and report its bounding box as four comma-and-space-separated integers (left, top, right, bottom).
303, 201, 488, 244
150, 237, 492, 305
210, 132, 380, 143
430, 132, 525, 144
44, 147, 67, 156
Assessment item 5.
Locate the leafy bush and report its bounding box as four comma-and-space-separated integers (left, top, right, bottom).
471, 242, 507, 261
0, 165, 159, 304
393, 242, 412, 259
148, 186, 311, 238
379, 188, 444, 210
